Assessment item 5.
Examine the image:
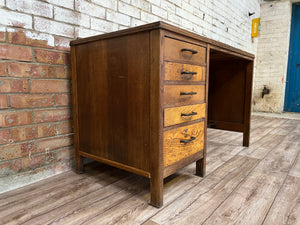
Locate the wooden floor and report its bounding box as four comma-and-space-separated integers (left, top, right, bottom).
1, 115, 300, 225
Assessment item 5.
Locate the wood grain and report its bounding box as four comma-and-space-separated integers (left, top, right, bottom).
163, 122, 204, 167
164, 37, 206, 65
149, 156, 259, 225
1, 116, 300, 225
263, 176, 300, 225
164, 103, 206, 127
163, 85, 205, 107
164, 61, 205, 81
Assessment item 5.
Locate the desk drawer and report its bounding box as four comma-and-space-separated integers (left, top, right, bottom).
164, 103, 205, 127
164, 37, 206, 65
163, 85, 205, 106
163, 122, 204, 167
164, 62, 205, 82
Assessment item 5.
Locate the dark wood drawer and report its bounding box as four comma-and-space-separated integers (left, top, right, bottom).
164, 103, 206, 127
164, 37, 206, 65
163, 85, 205, 106
164, 62, 205, 82
163, 122, 204, 167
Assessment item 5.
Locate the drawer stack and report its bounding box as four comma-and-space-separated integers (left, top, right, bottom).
71, 22, 210, 207
162, 37, 207, 169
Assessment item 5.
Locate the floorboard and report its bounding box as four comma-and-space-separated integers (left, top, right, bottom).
0, 115, 299, 225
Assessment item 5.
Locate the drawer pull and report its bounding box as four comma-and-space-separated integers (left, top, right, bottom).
180, 136, 196, 144
181, 71, 197, 75
180, 91, 197, 96
181, 48, 198, 54
181, 111, 198, 117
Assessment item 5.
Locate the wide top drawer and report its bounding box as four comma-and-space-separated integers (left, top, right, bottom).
164, 37, 206, 65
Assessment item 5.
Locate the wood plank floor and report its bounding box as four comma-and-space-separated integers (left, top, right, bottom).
0, 115, 299, 225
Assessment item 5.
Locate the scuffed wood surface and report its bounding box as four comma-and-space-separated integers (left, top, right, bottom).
0, 115, 300, 225
163, 122, 204, 167
164, 62, 205, 81
163, 85, 205, 107
164, 103, 205, 127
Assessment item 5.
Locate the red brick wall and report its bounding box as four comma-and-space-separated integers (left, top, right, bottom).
0, 2, 74, 183
0, 0, 260, 192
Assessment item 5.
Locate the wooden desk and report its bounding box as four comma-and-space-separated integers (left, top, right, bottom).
70, 21, 254, 207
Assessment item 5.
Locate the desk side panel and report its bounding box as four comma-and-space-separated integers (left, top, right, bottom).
74, 32, 150, 172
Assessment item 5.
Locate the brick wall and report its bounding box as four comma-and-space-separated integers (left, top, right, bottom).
253, 1, 292, 113
0, 0, 260, 193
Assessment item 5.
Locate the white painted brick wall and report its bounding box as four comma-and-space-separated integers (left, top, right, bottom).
1, 0, 259, 53
253, 1, 292, 113
6, 0, 53, 18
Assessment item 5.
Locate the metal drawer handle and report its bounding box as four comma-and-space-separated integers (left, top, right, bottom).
180, 136, 196, 144
181, 111, 198, 116
180, 91, 197, 96
181, 48, 198, 54
181, 71, 197, 75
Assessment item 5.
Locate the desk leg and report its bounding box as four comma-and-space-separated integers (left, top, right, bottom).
75, 155, 84, 174
243, 129, 250, 147
196, 158, 206, 177
150, 175, 163, 208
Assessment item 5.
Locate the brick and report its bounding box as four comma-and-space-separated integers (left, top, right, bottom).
56, 120, 73, 135
8, 28, 54, 49
8, 63, 54, 78
34, 17, 74, 38
44, 0, 74, 9
141, 11, 160, 23
37, 135, 73, 153
91, 18, 119, 33
34, 49, 70, 65
0, 129, 10, 144
119, 2, 140, 18
0, 8, 32, 29
54, 7, 90, 27
56, 147, 74, 161
0, 62, 6, 76
11, 154, 46, 172
55, 37, 71, 51
0, 111, 32, 127
131, 0, 150, 11
152, 5, 168, 19
75, 28, 102, 39
9, 94, 55, 108
0, 78, 29, 93
31, 80, 70, 93
0, 142, 34, 160
107, 11, 131, 26
55, 94, 71, 106
34, 108, 71, 123
11, 124, 55, 142
0, 95, 8, 109
75, 0, 106, 19
0, 26, 5, 42
0, 44, 32, 62
91, 0, 117, 10
6, 0, 53, 18
0, 162, 11, 176
55, 66, 71, 79
131, 19, 146, 27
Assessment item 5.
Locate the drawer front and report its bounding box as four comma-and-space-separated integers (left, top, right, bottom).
164, 103, 205, 127
164, 122, 204, 167
164, 37, 206, 64
164, 62, 205, 82
163, 85, 205, 106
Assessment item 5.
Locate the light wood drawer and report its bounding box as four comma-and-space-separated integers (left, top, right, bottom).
163, 122, 204, 167
164, 103, 205, 127
164, 37, 206, 65
163, 85, 205, 106
164, 62, 205, 82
